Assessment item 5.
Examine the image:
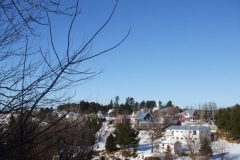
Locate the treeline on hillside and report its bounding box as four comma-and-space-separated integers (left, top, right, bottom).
1, 112, 103, 159
57, 101, 112, 114
214, 104, 240, 138
56, 96, 177, 115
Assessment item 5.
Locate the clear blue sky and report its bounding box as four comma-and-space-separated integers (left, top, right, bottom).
49, 0, 240, 108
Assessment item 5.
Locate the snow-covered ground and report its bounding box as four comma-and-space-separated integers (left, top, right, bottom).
93, 121, 240, 160
211, 140, 240, 160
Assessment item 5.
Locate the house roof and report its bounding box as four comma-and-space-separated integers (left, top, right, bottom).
135, 112, 147, 120
166, 125, 210, 131
117, 114, 131, 119
135, 112, 153, 120
108, 109, 115, 114
131, 111, 140, 116
183, 109, 197, 115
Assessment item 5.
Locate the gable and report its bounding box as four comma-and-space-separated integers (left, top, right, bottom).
143, 113, 153, 120
183, 109, 196, 115
135, 112, 153, 120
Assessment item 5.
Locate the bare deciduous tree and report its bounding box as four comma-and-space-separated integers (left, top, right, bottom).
213, 138, 226, 160
0, 0, 129, 159
149, 129, 162, 153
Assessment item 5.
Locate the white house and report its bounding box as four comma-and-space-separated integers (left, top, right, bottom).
58, 110, 67, 117
66, 112, 75, 119
107, 109, 115, 116
135, 112, 154, 130
165, 125, 211, 143
97, 111, 102, 118
158, 125, 211, 154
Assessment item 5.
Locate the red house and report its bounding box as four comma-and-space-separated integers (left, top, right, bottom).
115, 114, 131, 124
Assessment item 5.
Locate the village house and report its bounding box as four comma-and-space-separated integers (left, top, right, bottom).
158, 125, 211, 154
85, 113, 99, 121
131, 110, 141, 124
57, 110, 67, 117
180, 109, 199, 122
66, 112, 75, 120
97, 111, 102, 118
115, 114, 131, 124
135, 111, 154, 130
164, 125, 211, 143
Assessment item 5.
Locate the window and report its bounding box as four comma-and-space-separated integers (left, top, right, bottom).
193, 130, 196, 135
181, 137, 183, 139
176, 137, 179, 139
162, 144, 164, 146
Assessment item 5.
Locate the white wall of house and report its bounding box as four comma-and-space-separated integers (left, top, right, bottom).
158, 141, 181, 154
165, 126, 211, 144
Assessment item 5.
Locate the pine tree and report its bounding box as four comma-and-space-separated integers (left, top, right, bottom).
230, 105, 240, 138
164, 145, 173, 160
113, 123, 140, 150
105, 133, 115, 152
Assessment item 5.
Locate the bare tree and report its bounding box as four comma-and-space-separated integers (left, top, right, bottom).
184, 135, 213, 160
199, 102, 217, 123
213, 138, 226, 160
152, 109, 162, 127
149, 129, 162, 153
0, 0, 129, 159
198, 103, 204, 123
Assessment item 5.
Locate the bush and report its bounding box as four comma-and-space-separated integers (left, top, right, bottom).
105, 134, 115, 152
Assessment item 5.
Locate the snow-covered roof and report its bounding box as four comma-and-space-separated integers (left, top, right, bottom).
135, 112, 153, 120
131, 110, 140, 116
108, 109, 115, 114
183, 109, 196, 115
117, 114, 131, 119
166, 125, 210, 131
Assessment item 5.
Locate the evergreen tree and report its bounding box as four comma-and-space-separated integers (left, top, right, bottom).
105, 133, 115, 152
215, 108, 231, 132
109, 99, 113, 109
134, 102, 139, 111
166, 101, 173, 108
140, 101, 146, 108
113, 123, 140, 150
215, 106, 240, 137
230, 105, 240, 138
164, 145, 173, 160
114, 96, 120, 107
146, 101, 156, 109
